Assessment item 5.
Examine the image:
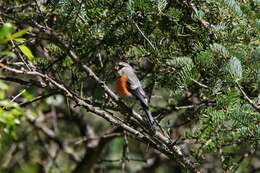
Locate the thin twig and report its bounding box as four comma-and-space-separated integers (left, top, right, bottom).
0, 76, 45, 88
19, 92, 59, 107
10, 89, 26, 102
236, 82, 260, 113
73, 133, 122, 145
133, 21, 156, 51
191, 79, 209, 89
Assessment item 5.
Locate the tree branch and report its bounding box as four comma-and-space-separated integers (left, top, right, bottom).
0, 61, 199, 172
0, 76, 45, 88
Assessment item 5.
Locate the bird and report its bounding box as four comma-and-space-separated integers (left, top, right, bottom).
114, 62, 155, 131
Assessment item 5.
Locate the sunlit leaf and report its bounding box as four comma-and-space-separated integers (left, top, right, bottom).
10, 28, 29, 40
21, 90, 33, 101
18, 45, 34, 61
14, 38, 26, 44
0, 23, 13, 41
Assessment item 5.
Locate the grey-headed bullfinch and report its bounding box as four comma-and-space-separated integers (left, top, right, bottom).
115, 62, 155, 130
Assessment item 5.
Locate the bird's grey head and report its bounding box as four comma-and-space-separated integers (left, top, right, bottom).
115, 62, 132, 70
115, 62, 133, 75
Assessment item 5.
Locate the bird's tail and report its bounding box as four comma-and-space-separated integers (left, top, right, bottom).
130, 87, 156, 133
141, 102, 156, 133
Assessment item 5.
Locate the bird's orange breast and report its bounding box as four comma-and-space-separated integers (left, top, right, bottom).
116, 75, 130, 96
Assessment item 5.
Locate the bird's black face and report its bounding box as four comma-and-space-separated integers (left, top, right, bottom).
114, 63, 124, 71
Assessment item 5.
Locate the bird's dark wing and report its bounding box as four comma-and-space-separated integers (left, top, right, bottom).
130, 87, 155, 131
129, 87, 148, 108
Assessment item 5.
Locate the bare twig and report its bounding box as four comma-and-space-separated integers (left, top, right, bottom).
73, 133, 122, 145
133, 21, 156, 51
0, 76, 45, 88
236, 82, 260, 113
191, 79, 209, 89
10, 89, 26, 102
19, 91, 59, 107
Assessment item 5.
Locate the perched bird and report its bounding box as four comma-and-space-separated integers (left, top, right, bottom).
115, 62, 155, 130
